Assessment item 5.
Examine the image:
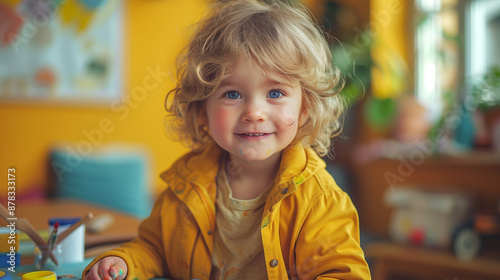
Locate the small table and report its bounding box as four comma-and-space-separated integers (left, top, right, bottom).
0, 199, 173, 279
365, 242, 500, 280
1, 199, 141, 262
4, 259, 92, 280
3, 260, 167, 280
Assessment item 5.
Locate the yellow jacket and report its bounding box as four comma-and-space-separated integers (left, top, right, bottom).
83, 144, 371, 280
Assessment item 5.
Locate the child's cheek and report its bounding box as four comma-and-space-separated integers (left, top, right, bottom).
209, 106, 233, 135
275, 109, 298, 130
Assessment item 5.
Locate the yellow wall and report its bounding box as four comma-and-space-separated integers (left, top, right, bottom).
0, 0, 412, 198
0, 0, 207, 196
370, 0, 412, 96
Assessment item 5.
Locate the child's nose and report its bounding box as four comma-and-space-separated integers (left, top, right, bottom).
242, 101, 267, 123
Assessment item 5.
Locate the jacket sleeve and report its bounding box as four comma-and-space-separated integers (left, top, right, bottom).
294, 189, 371, 280
82, 191, 171, 280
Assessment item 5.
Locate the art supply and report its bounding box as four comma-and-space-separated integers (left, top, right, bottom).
0, 204, 92, 267
0, 228, 18, 252
0, 204, 58, 265
49, 217, 85, 263
47, 222, 59, 251
34, 244, 62, 271
0, 271, 12, 280
38, 222, 59, 269
22, 271, 56, 280
54, 213, 93, 245
0, 227, 20, 269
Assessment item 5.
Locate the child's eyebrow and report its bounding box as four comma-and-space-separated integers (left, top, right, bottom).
219, 80, 235, 88
267, 80, 296, 91
218, 81, 295, 92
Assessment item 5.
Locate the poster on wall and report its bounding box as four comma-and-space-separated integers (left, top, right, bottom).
0, 0, 123, 104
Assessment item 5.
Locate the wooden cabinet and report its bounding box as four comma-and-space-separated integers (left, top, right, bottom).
354, 151, 500, 236
354, 151, 500, 280
365, 242, 500, 280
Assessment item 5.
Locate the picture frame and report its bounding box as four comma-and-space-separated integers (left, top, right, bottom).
0, 0, 123, 105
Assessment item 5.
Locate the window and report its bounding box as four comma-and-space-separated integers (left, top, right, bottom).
414, 0, 459, 121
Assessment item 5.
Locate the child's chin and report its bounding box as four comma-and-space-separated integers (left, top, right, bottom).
243, 156, 271, 162
231, 149, 274, 162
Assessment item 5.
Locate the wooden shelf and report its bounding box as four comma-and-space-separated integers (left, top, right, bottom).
365, 242, 500, 280
366, 148, 500, 167
352, 142, 500, 280
354, 153, 500, 236
421, 150, 500, 166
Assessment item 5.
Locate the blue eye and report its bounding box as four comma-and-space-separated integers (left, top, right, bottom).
268, 90, 283, 99
225, 91, 241, 99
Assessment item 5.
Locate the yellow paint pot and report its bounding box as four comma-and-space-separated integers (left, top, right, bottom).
22, 271, 56, 280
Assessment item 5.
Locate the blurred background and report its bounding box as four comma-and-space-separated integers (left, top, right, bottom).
1, 0, 499, 279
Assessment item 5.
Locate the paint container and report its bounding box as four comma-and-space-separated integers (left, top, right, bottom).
34, 244, 62, 270
0, 271, 12, 280
0, 228, 19, 268
49, 218, 85, 263
22, 271, 56, 280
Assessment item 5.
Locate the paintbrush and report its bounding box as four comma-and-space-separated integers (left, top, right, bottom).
55, 212, 93, 245
39, 221, 60, 268
0, 203, 12, 221
0, 203, 59, 265
48, 222, 59, 251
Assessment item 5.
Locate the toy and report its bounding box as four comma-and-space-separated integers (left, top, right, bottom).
453, 201, 500, 260
385, 187, 474, 250
386, 188, 500, 260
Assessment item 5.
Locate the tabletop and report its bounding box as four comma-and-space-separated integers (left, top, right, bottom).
0, 199, 141, 248
0, 200, 171, 279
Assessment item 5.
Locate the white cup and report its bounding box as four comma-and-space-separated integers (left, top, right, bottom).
49, 217, 85, 263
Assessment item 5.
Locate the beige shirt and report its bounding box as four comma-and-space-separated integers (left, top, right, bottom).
211, 156, 273, 280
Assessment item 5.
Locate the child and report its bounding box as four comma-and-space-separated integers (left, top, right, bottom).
83, 0, 370, 279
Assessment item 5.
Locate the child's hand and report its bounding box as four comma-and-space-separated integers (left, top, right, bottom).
84, 256, 127, 280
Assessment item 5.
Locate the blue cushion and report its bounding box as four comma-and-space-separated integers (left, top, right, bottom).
50, 146, 153, 218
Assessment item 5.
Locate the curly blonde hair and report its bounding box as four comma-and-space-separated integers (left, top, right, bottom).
166, 0, 344, 157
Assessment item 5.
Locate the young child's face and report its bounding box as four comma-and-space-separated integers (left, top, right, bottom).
205, 58, 305, 162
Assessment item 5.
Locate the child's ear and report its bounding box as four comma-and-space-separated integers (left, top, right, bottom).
298, 91, 309, 127
298, 108, 308, 127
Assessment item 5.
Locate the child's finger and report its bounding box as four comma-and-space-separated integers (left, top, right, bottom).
98, 268, 109, 280
84, 257, 126, 280
86, 263, 104, 280
109, 264, 126, 279
97, 258, 117, 280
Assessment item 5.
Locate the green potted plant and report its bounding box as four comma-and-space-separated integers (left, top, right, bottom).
472, 66, 500, 111
471, 66, 500, 149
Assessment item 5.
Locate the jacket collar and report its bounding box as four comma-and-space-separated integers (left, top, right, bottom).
275, 143, 325, 187
160, 143, 326, 205
159, 144, 222, 202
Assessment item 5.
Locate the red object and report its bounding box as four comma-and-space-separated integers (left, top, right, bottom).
474, 213, 500, 235
410, 228, 425, 245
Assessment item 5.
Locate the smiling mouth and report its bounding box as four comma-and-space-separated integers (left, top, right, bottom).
242, 133, 266, 136
236, 133, 272, 138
